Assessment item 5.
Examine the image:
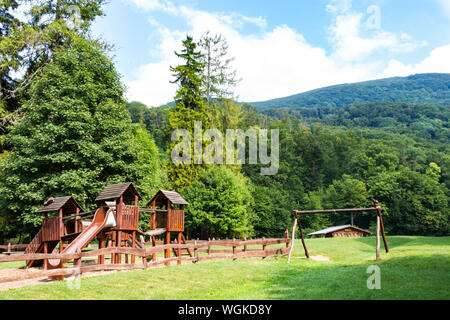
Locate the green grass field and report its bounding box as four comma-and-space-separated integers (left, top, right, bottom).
0, 236, 449, 300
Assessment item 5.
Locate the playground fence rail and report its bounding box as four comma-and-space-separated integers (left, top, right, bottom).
0, 237, 290, 283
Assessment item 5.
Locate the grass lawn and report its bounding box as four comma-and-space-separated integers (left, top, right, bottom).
0, 236, 448, 300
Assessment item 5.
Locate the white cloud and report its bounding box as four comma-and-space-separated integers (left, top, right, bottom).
122, 0, 446, 106
328, 10, 427, 62
379, 44, 450, 78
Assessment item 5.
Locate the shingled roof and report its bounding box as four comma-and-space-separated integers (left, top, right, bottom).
95, 182, 142, 203
307, 225, 372, 236
37, 196, 84, 214
147, 190, 189, 206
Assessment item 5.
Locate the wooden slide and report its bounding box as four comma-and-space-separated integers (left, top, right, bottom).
48, 207, 116, 268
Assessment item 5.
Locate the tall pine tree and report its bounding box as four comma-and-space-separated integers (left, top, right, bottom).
166, 35, 212, 188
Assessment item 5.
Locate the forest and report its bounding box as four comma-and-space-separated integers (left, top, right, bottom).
0, 0, 448, 244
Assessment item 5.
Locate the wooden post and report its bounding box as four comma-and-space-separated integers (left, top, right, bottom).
143, 256, 148, 268
116, 231, 122, 264
243, 237, 247, 252
262, 237, 266, 259
58, 208, 64, 254
75, 248, 82, 269
165, 231, 171, 266
7, 242, 11, 253
193, 240, 198, 263
151, 235, 156, 262
177, 232, 182, 265
75, 207, 80, 233
124, 240, 129, 264
110, 235, 115, 264
298, 217, 309, 258
116, 196, 123, 264
285, 230, 289, 248
376, 213, 381, 261
131, 231, 136, 264
232, 238, 237, 260
151, 199, 156, 262
287, 218, 297, 263
43, 242, 48, 270
373, 200, 389, 253
98, 235, 105, 265
208, 238, 211, 256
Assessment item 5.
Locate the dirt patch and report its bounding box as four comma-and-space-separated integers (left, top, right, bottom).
0, 258, 188, 291
296, 254, 331, 261
0, 266, 120, 291
310, 255, 330, 261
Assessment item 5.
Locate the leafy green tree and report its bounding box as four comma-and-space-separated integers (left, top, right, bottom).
1, 0, 106, 149
368, 166, 448, 235
183, 166, 253, 239
0, 36, 156, 235
126, 102, 171, 151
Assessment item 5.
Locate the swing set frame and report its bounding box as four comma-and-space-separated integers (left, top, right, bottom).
288, 200, 389, 262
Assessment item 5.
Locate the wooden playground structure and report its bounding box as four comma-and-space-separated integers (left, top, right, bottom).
0, 183, 290, 284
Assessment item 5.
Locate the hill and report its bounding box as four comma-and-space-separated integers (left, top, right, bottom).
249, 73, 450, 109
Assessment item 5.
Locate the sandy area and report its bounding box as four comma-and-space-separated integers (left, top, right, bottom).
0, 264, 120, 291
296, 255, 331, 261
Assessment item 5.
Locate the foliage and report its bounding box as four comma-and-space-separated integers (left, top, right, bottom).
183, 166, 253, 239
0, 36, 158, 237
166, 35, 212, 188
263, 102, 449, 148
252, 73, 450, 109
126, 101, 171, 152
0, 0, 106, 122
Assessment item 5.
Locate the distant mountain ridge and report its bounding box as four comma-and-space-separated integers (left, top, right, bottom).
248, 73, 450, 109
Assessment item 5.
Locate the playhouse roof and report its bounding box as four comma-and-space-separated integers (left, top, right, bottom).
95, 182, 142, 203
147, 190, 189, 206
37, 196, 84, 214
307, 225, 372, 236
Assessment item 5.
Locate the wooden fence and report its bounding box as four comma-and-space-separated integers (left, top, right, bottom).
0, 238, 290, 283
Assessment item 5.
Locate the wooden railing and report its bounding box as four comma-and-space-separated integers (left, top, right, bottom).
0, 238, 291, 283
168, 209, 184, 232
42, 217, 61, 242
117, 205, 139, 230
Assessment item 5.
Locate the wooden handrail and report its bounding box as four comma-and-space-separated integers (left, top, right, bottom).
0, 238, 290, 263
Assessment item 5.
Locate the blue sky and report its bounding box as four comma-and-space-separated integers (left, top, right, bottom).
91, 0, 450, 106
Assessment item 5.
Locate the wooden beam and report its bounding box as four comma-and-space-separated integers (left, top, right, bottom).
373, 200, 389, 253
287, 218, 297, 263
295, 207, 378, 215
376, 213, 381, 261
297, 215, 309, 258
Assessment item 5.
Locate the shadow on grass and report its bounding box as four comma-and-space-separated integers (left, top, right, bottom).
263, 253, 450, 300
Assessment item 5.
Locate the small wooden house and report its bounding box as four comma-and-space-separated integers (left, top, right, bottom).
95, 182, 142, 232
307, 225, 372, 238
95, 182, 142, 206
147, 190, 189, 233
37, 196, 85, 242
147, 190, 190, 264
26, 196, 84, 268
